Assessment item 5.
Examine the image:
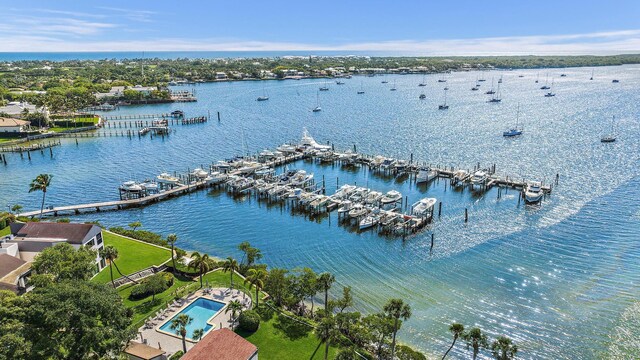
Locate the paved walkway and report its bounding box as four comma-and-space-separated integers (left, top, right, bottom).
135, 287, 252, 357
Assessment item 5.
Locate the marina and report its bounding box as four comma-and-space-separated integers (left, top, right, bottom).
3, 66, 639, 359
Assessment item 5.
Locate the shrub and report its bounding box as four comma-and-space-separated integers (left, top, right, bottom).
238, 310, 260, 332
108, 226, 168, 247
396, 345, 426, 360
168, 350, 184, 360
129, 273, 173, 300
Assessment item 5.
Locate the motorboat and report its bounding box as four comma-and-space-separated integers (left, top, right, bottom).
393, 160, 408, 173
612, 79, 619, 83
348, 204, 368, 219
337, 200, 352, 214
359, 211, 380, 230
289, 170, 314, 187
254, 167, 275, 178
411, 198, 437, 217
256, 96, 269, 101
380, 158, 396, 171
380, 190, 402, 205
470, 170, 488, 186
364, 191, 383, 205
348, 187, 369, 202
451, 169, 468, 186
191, 168, 208, 180
544, 92, 555, 97
333, 184, 357, 199
319, 85, 329, 91
336, 80, 345, 85
299, 128, 331, 151
524, 181, 544, 203
157, 172, 179, 185
276, 143, 298, 153
205, 172, 227, 185
419, 94, 426, 99
416, 167, 438, 183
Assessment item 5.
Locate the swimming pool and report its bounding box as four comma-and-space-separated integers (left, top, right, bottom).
158, 297, 225, 340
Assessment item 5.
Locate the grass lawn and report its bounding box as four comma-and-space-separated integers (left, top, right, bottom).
0, 226, 10, 236
237, 306, 338, 360
92, 231, 171, 284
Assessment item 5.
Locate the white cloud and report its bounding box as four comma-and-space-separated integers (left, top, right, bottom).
0, 27, 639, 55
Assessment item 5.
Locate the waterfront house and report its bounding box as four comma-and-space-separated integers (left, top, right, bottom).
0, 101, 40, 118
95, 86, 126, 99
215, 72, 228, 80
0, 117, 30, 133
124, 341, 167, 360
0, 253, 31, 293
7, 222, 106, 272
181, 328, 258, 360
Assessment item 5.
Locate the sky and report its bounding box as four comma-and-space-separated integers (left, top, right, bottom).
1, 0, 639, 55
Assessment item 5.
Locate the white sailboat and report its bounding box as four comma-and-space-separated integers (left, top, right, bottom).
357, 81, 365, 94
418, 74, 427, 87
503, 105, 523, 137
601, 115, 617, 143
257, 84, 269, 101
312, 92, 322, 112
438, 88, 449, 110
390, 80, 397, 91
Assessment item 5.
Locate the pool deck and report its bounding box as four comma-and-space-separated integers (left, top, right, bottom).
135, 287, 252, 356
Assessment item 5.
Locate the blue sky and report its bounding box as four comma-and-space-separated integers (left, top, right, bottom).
1, 0, 639, 54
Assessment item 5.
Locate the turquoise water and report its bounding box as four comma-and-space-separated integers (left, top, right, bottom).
2, 65, 640, 358
159, 298, 224, 340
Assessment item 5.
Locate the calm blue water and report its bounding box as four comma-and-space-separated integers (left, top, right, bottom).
0, 51, 377, 62
2, 65, 640, 359
159, 298, 223, 340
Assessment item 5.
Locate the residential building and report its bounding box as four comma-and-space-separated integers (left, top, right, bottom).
7, 222, 106, 271
0, 117, 30, 133
215, 72, 228, 80
0, 253, 31, 293
181, 328, 258, 360
0, 101, 41, 118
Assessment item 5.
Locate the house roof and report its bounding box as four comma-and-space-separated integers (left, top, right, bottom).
12, 222, 99, 245
181, 329, 257, 360
0, 117, 29, 127
124, 342, 166, 360
0, 254, 27, 279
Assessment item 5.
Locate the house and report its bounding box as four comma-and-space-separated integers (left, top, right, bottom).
7, 222, 105, 272
0, 117, 30, 133
0, 253, 31, 293
215, 72, 228, 80
129, 85, 158, 96
181, 328, 258, 360
0, 101, 39, 118
124, 341, 167, 360
95, 86, 126, 99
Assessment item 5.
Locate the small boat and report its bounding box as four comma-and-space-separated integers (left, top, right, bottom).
276, 143, 297, 153
524, 181, 544, 204
254, 167, 275, 177
380, 190, 402, 205
451, 169, 468, 186
540, 74, 550, 89
257, 85, 269, 101
319, 85, 329, 91
157, 172, 179, 184
390, 80, 397, 91
191, 168, 208, 180
333, 184, 357, 199
205, 172, 227, 185
612, 79, 619, 83
357, 81, 365, 94
488, 82, 502, 102
590, 69, 594, 81
438, 88, 449, 110
364, 191, 383, 205
498, 76, 503, 84
416, 167, 437, 183
418, 74, 427, 87
471, 86, 479, 91
535, 73, 539, 83
544, 92, 555, 97
337, 200, 352, 214
312, 92, 322, 112
359, 211, 380, 230
503, 105, 523, 137
601, 115, 617, 143
348, 204, 368, 218
470, 170, 488, 186
560, 74, 567, 77
485, 77, 496, 94
411, 198, 437, 217
419, 94, 426, 99
336, 80, 345, 85
437, 73, 447, 83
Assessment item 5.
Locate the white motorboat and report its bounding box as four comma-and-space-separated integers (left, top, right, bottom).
191, 168, 208, 180
524, 181, 544, 204
393, 160, 408, 173
380, 190, 402, 205
451, 169, 468, 186
380, 158, 396, 170
299, 128, 331, 151
348, 204, 368, 218
254, 167, 275, 178
411, 198, 437, 217
416, 167, 438, 183
276, 143, 298, 153
364, 191, 383, 205
333, 184, 357, 199
359, 212, 380, 230
348, 187, 369, 202
205, 172, 227, 185
157, 173, 179, 185
337, 200, 352, 214
289, 170, 314, 187
470, 171, 488, 186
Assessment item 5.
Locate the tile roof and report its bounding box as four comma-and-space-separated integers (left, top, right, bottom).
0, 254, 27, 279
0, 117, 29, 127
181, 329, 257, 360
13, 222, 98, 244
124, 342, 166, 360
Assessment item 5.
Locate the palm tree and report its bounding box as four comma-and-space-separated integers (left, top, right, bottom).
315, 316, 338, 360
225, 300, 243, 330
188, 252, 211, 288
29, 174, 53, 219
491, 336, 518, 360
99, 245, 119, 288
238, 241, 250, 265
170, 314, 192, 353
192, 328, 204, 342
462, 327, 489, 360
244, 268, 267, 307
383, 298, 412, 360
10, 204, 22, 214
442, 323, 465, 359
128, 221, 142, 231
222, 257, 239, 289
317, 272, 335, 314
167, 233, 178, 273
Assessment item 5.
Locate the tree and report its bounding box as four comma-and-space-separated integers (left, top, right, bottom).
316, 316, 339, 360
188, 252, 211, 288
264, 268, 290, 307
318, 272, 335, 314
442, 323, 465, 360
28, 174, 53, 219
146, 273, 167, 302
10, 204, 22, 214
170, 314, 192, 353
300, 267, 318, 315
99, 245, 119, 288
23, 280, 133, 360
462, 327, 489, 360
222, 257, 239, 289
225, 300, 243, 330
167, 233, 178, 273
31, 242, 97, 282
491, 336, 518, 360
192, 328, 204, 341
238, 241, 262, 271
128, 221, 142, 231
384, 298, 412, 360
244, 268, 267, 307
335, 286, 353, 313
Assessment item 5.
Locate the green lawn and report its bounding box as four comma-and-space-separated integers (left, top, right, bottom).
0, 226, 10, 236
92, 231, 171, 284
237, 306, 338, 360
